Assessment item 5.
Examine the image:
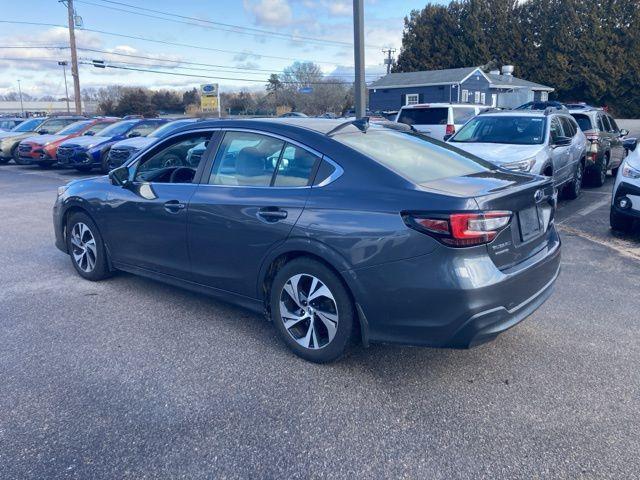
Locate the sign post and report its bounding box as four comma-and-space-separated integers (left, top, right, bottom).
200, 83, 220, 118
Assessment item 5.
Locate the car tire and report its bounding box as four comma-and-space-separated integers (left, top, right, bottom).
66, 212, 112, 281
564, 161, 583, 200
610, 209, 634, 233
100, 152, 113, 174
587, 153, 608, 187
12, 146, 30, 165
74, 165, 93, 173
270, 257, 355, 363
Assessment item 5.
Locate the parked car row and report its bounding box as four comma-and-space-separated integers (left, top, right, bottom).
0, 116, 212, 173
393, 101, 630, 202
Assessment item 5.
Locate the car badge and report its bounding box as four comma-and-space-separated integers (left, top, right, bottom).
534, 189, 544, 202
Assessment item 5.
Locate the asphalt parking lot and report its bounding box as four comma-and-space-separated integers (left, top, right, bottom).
1, 149, 640, 478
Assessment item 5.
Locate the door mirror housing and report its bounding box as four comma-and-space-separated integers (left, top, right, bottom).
84, 131, 95, 136
109, 165, 131, 187
443, 133, 453, 142
38, 130, 49, 135
128, 131, 142, 138
620, 129, 629, 137
623, 137, 637, 152
552, 136, 571, 148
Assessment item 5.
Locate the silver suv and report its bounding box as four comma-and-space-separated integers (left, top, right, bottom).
448, 109, 587, 199
568, 108, 628, 187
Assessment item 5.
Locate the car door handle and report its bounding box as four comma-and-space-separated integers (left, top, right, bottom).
164, 200, 186, 213
257, 208, 288, 221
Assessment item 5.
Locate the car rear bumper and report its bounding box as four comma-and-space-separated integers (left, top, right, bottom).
350, 225, 561, 348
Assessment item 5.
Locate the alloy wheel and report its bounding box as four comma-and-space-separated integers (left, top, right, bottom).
279, 274, 339, 350
70, 222, 97, 273
574, 163, 583, 197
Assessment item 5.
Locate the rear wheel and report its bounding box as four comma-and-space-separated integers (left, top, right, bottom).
270, 258, 355, 363
564, 160, 583, 200
610, 209, 634, 233
66, 212, 111, 281
587, 153, 608, 187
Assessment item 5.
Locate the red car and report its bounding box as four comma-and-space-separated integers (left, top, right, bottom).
18, 118, 118, 168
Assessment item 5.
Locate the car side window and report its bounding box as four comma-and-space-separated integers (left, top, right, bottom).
209, 131, 285, 186
550, 118, 563, 143
559, 117, 575, 137
84, 123, 110, 136
607, 116, 619, 133
40, 119, 73, 133
134, 132, 212, 183
601, 115, 612, 132
596, 115, 605, 131
129, 122, 160, 137
273, 144, 319, 187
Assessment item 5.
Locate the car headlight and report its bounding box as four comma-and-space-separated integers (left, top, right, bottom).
57, 185, 69, 196
622, 163, 640, 179
503, 158, 536, 172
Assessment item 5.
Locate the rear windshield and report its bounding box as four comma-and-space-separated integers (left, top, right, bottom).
450, 116, 546, 145
335, 128, 491, 184
397, 107, 448, 126
571, 113, 592, 131
453, 107, 477, 124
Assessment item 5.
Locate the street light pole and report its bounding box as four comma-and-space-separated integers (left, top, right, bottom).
17, 80, 24, 117
353, 0, 366, 119
58, 61, 70, 113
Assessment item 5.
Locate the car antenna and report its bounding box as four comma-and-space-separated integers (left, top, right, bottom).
326, 117, 370, 136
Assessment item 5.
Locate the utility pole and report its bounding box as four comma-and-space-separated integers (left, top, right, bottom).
382, 48, 396, 74
58, 61, 70, 113
353, 0, 366, 119
64, 0, 82, 114
17, 80, 24, 117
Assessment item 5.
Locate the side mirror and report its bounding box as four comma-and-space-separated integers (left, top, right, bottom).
623, 137, 637, 152
38, 130, 49, 135
552, 136, 571, 148
620, 129, 629, 137
108, 165, 130, 187
128, 131, 141, 138
84, 131, 95, 136
443, 134, 453, 142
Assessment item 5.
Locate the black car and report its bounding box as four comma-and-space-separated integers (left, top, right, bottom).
53, 118, 561, 363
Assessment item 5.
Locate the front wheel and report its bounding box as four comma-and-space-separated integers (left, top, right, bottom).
587, 154, 608, 187
610, 209, 634, 233
270, 258, 355, 363
66, 212, 112, 281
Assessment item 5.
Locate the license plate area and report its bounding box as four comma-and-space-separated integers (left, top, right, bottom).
518, 206, 542, 242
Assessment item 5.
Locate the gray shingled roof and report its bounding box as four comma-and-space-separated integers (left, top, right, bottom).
367, 66, 553, 91
367, 67, 478, 88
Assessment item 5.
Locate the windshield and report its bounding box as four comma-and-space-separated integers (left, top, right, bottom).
397, 108, 448, 126
335, 128, 492, 184
450, 116, 546, 145
148, 119, 195, 138
57, 120, 92, 135
12, 118, 44, 132
97, 120, 137, 137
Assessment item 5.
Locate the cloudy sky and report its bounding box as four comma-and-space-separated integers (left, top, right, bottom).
0, 0, 446, 98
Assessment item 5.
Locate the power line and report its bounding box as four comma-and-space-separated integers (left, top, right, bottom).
76, 0, 385, 50
0, 20, 351, 66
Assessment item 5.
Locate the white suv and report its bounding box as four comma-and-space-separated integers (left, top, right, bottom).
610, 146, 640, 232
447, 109, 588, 199
395, 103, 483, 141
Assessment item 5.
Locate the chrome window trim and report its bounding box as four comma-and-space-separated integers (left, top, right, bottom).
203, 128, 344, 190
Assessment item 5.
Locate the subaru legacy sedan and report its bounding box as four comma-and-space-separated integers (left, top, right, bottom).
53, 118, 561, 363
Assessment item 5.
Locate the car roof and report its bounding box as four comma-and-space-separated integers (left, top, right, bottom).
567, 108, 604, 114
168, 117, 360, 136
400, 103, 475, 109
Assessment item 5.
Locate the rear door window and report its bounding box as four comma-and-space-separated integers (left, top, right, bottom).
209, 131, 284, 186
452, 107, 477, 125
273, 144, 319, 187
559, 117, 575, 137
397, 108, 448, 126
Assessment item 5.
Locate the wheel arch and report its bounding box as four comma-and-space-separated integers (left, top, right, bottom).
59, 201, 109, 264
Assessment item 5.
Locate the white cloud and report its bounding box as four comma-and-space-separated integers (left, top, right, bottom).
244, 0, 294, 27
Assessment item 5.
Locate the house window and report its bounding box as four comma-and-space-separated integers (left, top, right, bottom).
406, 94, 419, 105
461, 90, 469, 102
481, 93, 486, 104
541, 91, 549, 101
474, 91, 481, 104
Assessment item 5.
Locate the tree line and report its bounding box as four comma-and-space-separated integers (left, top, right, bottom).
394, 0, 640, 117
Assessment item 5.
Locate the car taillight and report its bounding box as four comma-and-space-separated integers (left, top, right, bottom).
404, 211, 512, 247
446, 124, 455, 136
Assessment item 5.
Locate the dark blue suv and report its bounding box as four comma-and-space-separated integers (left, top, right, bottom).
56, 118, 167, 173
